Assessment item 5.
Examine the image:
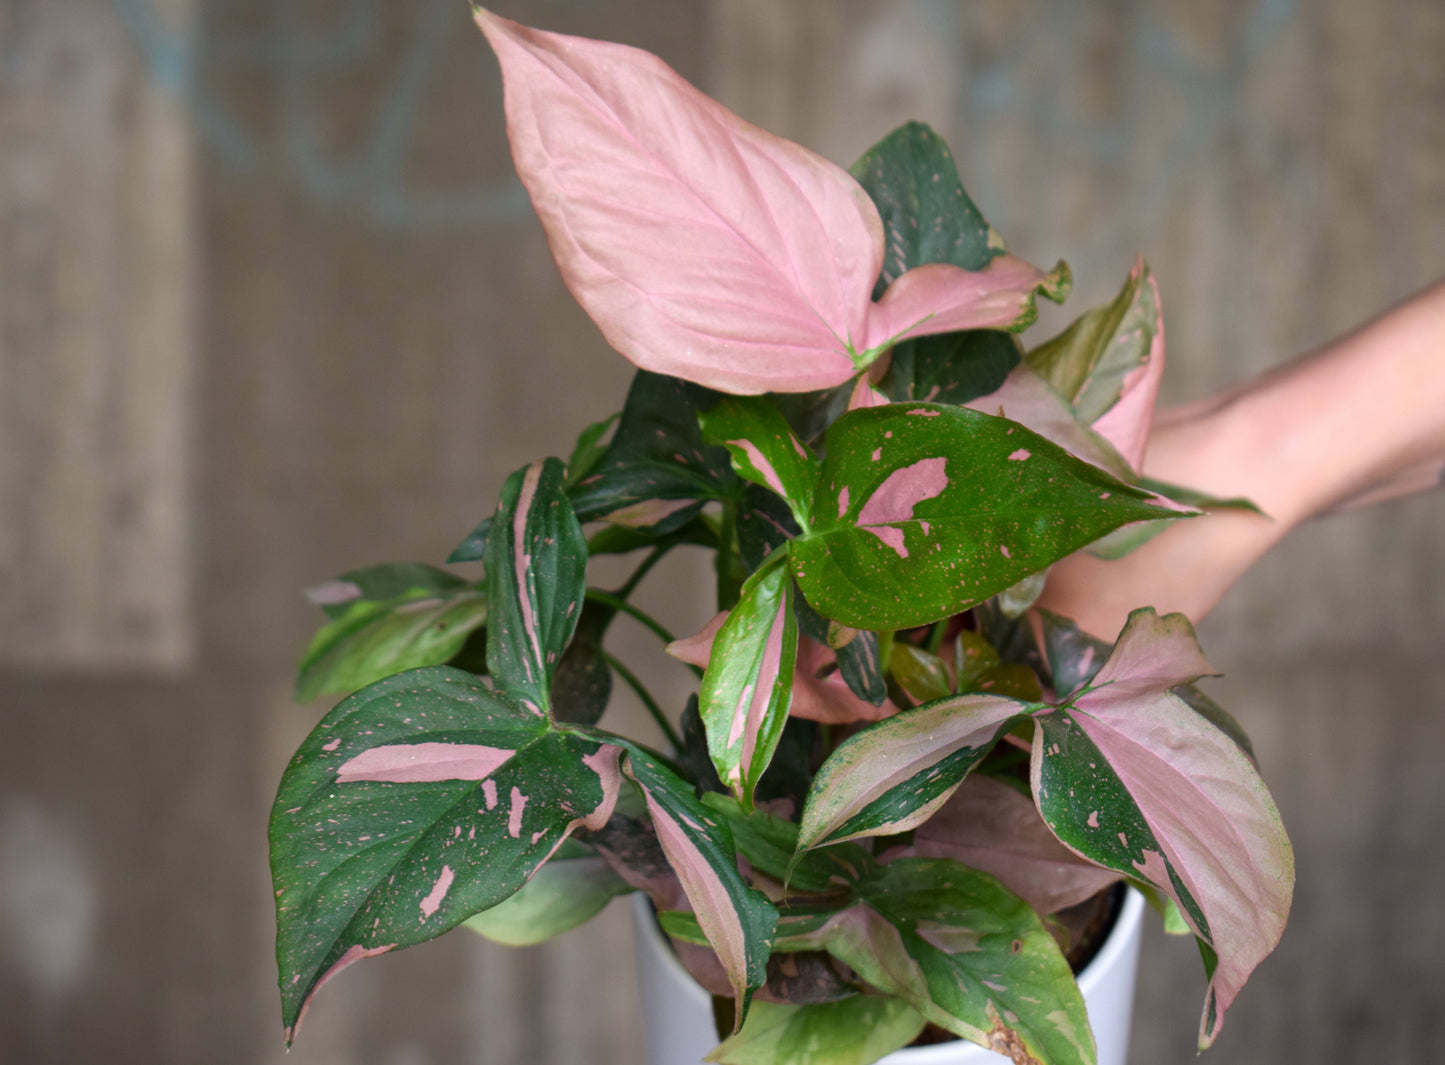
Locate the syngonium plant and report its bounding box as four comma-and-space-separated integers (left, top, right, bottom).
269, 10, 1293, 1064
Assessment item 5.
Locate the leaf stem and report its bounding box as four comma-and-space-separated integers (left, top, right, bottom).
585, 588, 678, 646
616, 544, 668, 600
600, 650, 682, 752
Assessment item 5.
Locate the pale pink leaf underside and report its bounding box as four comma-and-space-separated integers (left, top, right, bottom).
1090, 259, 1166, 471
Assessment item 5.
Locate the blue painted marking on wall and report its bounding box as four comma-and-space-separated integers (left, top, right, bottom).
106, 0, 529, 228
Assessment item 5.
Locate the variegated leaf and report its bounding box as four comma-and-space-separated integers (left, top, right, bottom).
699, 396, 820, 531
699, 555, 799, 809
305, 562, 469, 620
270, 667, 622, 1042
852, 859, 1095, 1065
790, 403, 1176, 631
485, 458, 588, 715
621, 744, 778, 1021
1031, 609, 1293, 1048
794, 693, 1029, 854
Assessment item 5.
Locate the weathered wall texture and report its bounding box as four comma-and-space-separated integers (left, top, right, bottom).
1, 2, 1443, 1063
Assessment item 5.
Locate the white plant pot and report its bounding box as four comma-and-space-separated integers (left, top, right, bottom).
632, 887, 1145, 1065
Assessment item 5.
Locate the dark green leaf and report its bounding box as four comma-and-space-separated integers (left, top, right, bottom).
883, 328, 1021, 407
550, 598, 614, 727
569, 371, 743, 529
586, 515, 718, 556
447, 518, 491, 564
849, 121, 1002, 295
1036, 609, 1112, 696
790, 404, 1180, 630
270, 667, 621, 1040
794, 593, 886, 708
737, 484, 800, 574
485, 458, 588, 715
565, 411, 620, 488
699, 792, 875, 896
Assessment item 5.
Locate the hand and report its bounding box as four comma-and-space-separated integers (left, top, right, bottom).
1036, 278, 1445, 639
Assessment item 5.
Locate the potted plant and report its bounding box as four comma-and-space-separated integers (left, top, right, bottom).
268, 10, 1294, 1064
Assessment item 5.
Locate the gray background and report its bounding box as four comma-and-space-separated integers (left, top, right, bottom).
3, 1, 1444, 1062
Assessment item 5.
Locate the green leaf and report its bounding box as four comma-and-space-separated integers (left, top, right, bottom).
565, 411, 620, 488
586, 515, 717, 556
620, 743, 779, 1022
707, 996, 926, 1065
1026, 260, 1159, 423
700, 792, 875, 896
888, 643, 953, 704
306, 561, 469, 620
795, 693, 1029, 854
700, 555, 799, 809
883, 328, 1021, 407
790, 403, 1180, 630
464, 854, 631, 946
485, 458, 588, 715
568, 371, 743, 530
447, 518, 491, 564
854, 859, 1095, 1065
849, 121, 1002, 294
550, 598, 614, 727
700, 396, 821, 531
295, 587, 487, 702
269, 667, 622, 1041
736, 483, 801, 574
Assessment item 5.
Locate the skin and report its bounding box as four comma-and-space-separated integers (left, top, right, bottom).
1037, 279, 1445, 639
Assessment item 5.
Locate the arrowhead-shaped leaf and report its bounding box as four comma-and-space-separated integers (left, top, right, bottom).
620, 744, 778, 1021
699, 555, 799, 809
795, 692, 1029, 853
789, 403, 1179, 630
485, 458, 588, 715
568, 371, 742, 529
699, 397, 820, 531
1031, 609, 1293, 1048
474, 10, 1047, 394
270, 667, 621, 1042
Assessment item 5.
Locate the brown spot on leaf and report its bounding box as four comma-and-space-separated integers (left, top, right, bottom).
989, 1018, 1043, 1065
1011, 939, 1023, 954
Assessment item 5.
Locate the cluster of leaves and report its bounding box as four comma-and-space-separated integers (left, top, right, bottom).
268, 11, 1293, 1065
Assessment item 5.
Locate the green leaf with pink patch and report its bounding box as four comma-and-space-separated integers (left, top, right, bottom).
269, 667, 622, 1043
485, 457, 589, 716
699, 396, 820, 531
789, 403, 1176, 630
698, 554, 799, 810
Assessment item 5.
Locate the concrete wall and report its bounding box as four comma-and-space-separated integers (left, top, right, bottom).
2, 2, 1442, 1062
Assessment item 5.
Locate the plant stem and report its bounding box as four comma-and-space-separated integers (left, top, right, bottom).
601, 650, 682, 752
616, 544, 668, 600
715, 498, 745, 611
585, 588, 678, 646
924, 618, 949, 655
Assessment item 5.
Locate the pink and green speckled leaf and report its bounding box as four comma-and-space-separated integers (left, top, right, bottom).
473, 10, 1046, 395
484, 458, 588, 716
789, 403, 1179, 631
793, 692, 1030, 855
620, 743, 779, 1022
1031, 609, 1293, 1048
269, 667, 622, 1043
697, 555, 799, 810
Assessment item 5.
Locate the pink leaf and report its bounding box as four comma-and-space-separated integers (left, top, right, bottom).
908, 774, 1119, 915
474, 10, 1049, 395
